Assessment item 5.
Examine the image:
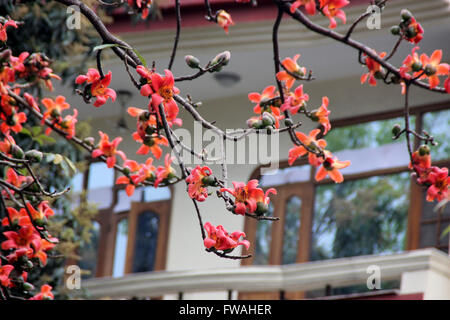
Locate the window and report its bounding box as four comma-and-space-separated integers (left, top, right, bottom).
241, 102, 450, 298
73, 160, 173, 278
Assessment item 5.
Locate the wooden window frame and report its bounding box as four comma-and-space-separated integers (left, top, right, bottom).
242, 100, 450, 269
75, 160, 173, 278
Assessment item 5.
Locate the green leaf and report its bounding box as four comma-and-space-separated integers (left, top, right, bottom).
36, 134, 56, 144
441, 225, 450, 239
63, 156, 77, 176
31, 126, 42, 136
20, 127, 32, 136
53, 154, 63, 165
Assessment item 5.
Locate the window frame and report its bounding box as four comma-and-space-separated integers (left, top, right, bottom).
242, 101, 450, 268
75, 159, 173, 278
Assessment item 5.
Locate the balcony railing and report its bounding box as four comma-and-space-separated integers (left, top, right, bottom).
77, 248, 450, 300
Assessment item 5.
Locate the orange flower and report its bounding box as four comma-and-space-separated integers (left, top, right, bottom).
320, 0, 349, 29
30, 284, 54, 300
288, 129, 327, 166
116, 160, 142, 196
0, 110, 26, 134
203, 222, 250, 252
76, 69, 117, 107
311, 96, 331, 134
361, 51, 387, 86
290, 0, 316, 15
186, 166, 213, 202
281, 84, 309, 114
248, 85, 277, 114
154, 154, 176, 187
399, 46, 422, 80
2, 207, 31, 227
426, 167, 449, 202
276, 54, 306, 90
0, 264, 14, 288
220, 180, 274, 215
315, 151, 350, 183
91, 131, 127, 168
45, 109, 78, 139
0, 20, 18, 42
41, 95, 70, 123
418, 50, 450, 89
1, 225, 42, 252
217, 10, 234, 34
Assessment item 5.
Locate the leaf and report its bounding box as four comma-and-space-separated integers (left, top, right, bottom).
20, 127, 32, 136
36, 134, 56, 144
63, 156, 77, 176
31, 126, 43, 136
53, 154, 63, 165
441, 225, 450, 239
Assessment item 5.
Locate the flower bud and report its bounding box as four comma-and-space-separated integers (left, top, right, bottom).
390, 26, 401, 36
405, 26, 417, 39
284, 118, 293, 127
424, 64, 437, 76
11, 144, 24, 159
25, 150, 43, 163
401, 9, 412, 22
202, 175, 216, 187
255, 202, 268, 216
185, 55, 200, 69
22, 282, 34, 292
392, 124, 402, 136
83, 137, 95, 146
411, 61, 422, 72
261, 112, 275, 127
418, 144, 430, 156
210, 51, 231, 69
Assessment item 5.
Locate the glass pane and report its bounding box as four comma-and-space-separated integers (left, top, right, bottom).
87, 162, 114, 209
282, 196, 301, 265
113, 188, 143, 213
253, 203, 274, 265
112, 219, 128, 278
422, 109, 450, 161
71, 172, 84, 194
143, 186, 171, 202
132, 211, 160, 273
310, 172, 410, 261
78, 221, 100, 279
324, 117, 415, 175
88, 162, 114, 189
260, 166, 310, 187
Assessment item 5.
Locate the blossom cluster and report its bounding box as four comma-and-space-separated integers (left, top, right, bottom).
409, 145, 449, 203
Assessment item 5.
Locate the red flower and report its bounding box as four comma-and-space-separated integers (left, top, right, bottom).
220, 180, 271, 215
417, 50, 450, 89
276, 54, 307, 90
315, 152, 350, 183
217, 10, 234, 34
320, 0, 349, 29
2, 168, 27, 197
0, 20, 18, 42
281, 84, 309, 114
404, 17, 424, 44
203, 222, 250, 252
154, 154, 176, 187
0, 110, 26, 134
1, 225, 42, 252
45, 109, 78, 139
426, 167, 449, 202
311, 96, 331, 134
248, 85, 277, 114
290, 0, 316, 15
400, 46, 422, 80
116, 160, 142, 196
30, 284, 54, 300
361, 51, 387, 86
0, 134, 15, 156
91, 131, 127, 168
33, 239, 56, 266
1, 207, 31, 227
41, 96, 70, 123
186, 166, 213, 202
0, 264, 14, 287
288, 129, 327, 166
76, 69, 116, 107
